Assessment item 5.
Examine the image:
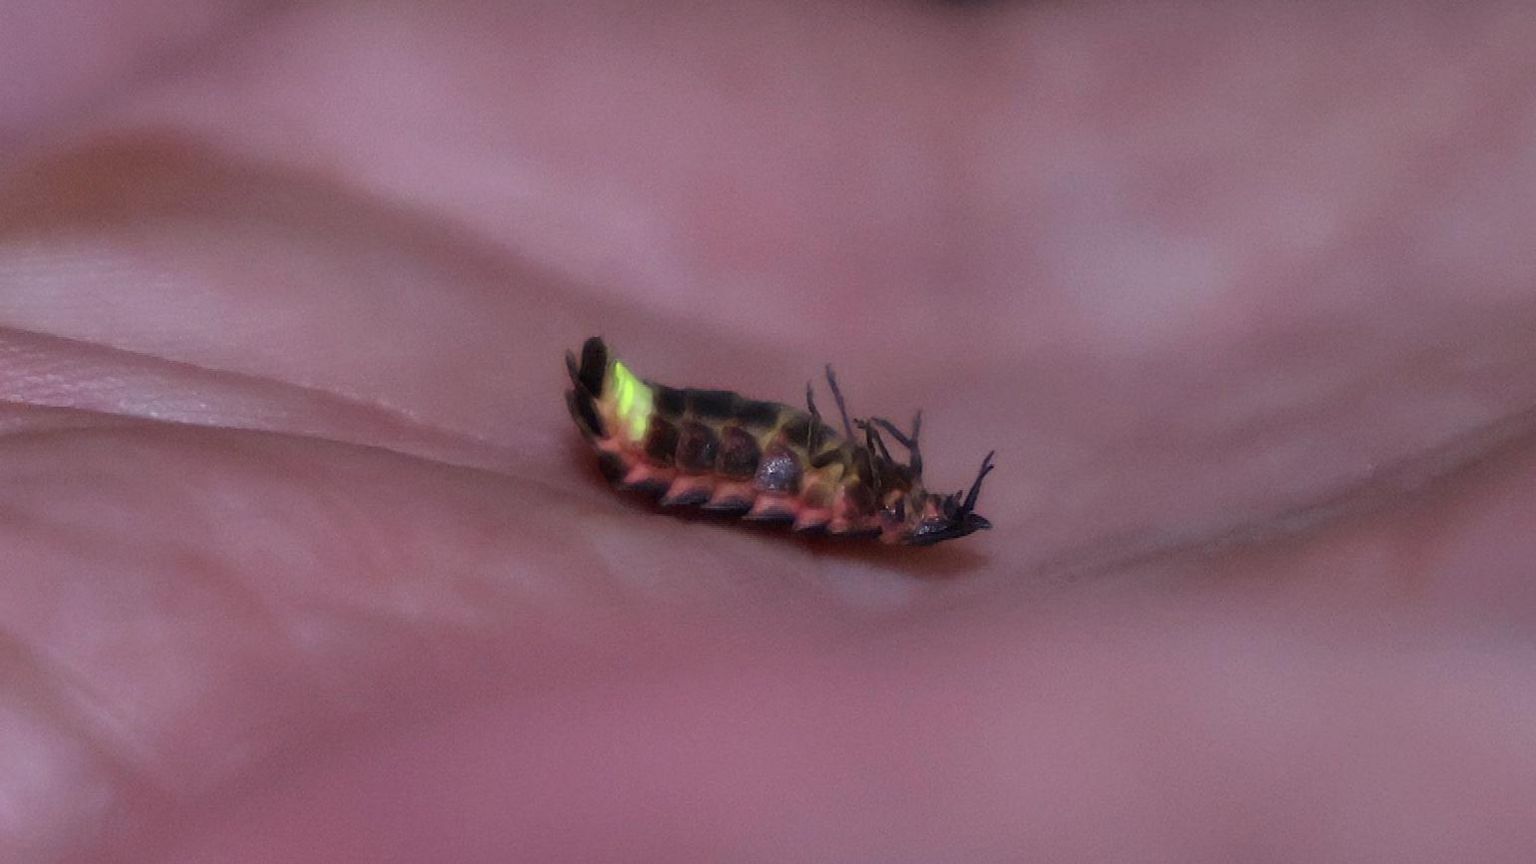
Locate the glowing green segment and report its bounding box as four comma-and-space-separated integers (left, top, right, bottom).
609, 360, 653, 443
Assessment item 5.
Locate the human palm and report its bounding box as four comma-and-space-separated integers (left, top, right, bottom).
3, 2, 1534, 861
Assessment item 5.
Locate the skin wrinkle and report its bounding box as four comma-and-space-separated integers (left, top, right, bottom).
0, 0, 261, 152
0, 423, 929, 856
0, 615, 178, 864
0, 129, 846, 466
0, 392, 1523, 854
0, 323, 517, 469
0, 131, 600, 450
3, 42, 1523, 525
0, 429, 534, 860
152, 613, 1536, 862
0, 1, 1534, 861
1051, 400, 1536, 586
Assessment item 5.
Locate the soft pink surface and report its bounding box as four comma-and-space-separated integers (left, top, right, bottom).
2, 2, 1535, 862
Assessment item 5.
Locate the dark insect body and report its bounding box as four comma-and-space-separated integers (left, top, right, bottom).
565, 337, 994, 546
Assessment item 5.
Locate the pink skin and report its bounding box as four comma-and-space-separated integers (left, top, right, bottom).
2, 1, 1536, 861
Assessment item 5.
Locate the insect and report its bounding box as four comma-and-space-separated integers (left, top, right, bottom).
565, 337, 994, 546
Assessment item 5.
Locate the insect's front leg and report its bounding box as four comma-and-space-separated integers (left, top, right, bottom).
823, 364, 855, 440
858, 419, 895, 465
804, 381, 823, 452
871, 412, 923, 477
857, 421, 886, 497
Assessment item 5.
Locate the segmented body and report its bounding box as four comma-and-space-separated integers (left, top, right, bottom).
565, 337, 993, 545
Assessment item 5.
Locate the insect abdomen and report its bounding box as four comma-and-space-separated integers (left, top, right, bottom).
566, 337, 878, 535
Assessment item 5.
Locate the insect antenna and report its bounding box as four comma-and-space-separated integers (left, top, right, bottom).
960, 450, 996, 515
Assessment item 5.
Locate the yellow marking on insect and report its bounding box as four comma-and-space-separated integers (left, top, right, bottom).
609, 360, 653, 443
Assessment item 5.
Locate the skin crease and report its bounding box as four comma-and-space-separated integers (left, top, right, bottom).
0, 0, 1535, 860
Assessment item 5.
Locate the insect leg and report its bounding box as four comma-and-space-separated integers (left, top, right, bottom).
871, 413, 920, 450
805, 381, 823, 452
860, 421, 886, 497
860, 419, 895, 464
871, 411, 923, 477
824, 364, 855, 440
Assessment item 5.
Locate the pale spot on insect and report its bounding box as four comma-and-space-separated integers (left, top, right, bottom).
754, 446, 802, 494
745, 495, 795, 522
660, 476, 713, 508
792, 508, 833, 532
